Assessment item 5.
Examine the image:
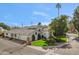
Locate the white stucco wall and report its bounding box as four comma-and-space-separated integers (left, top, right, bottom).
4, 32, 30, 41
18, 35, 27, 41
4, 32, 11, 38
43, 32, 49, 39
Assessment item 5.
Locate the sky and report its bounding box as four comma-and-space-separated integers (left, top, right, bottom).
0, 3, 79, 27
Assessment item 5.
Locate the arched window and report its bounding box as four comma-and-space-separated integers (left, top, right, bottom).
11, 33, 14, 38
15, 34, 17, 37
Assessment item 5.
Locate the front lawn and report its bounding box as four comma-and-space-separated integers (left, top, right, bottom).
31, 36, 69, 47
31, 40, 47, 46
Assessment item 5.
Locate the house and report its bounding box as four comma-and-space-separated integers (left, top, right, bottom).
0, 27, 4, 31
0, 27, 5, 35
4, 25, 50, 42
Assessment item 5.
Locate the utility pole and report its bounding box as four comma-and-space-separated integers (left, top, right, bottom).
22, 23, 23, 28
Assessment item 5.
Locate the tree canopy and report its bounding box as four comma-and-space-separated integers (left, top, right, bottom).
49, 15, 68, 36
38, 22, 42, 26
0, 23, 10, 30
73, 6, 79, 32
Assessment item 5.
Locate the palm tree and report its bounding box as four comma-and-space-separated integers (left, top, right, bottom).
56, 3, 61, 19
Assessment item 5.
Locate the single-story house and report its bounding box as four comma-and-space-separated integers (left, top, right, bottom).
4, 25, 50, 42
0, 27, 6, 35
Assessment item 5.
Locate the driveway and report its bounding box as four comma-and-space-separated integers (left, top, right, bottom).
0, 38, 45, 55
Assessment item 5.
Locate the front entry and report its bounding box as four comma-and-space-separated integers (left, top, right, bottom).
32, 34, 35, 41
37, 33, 42, 40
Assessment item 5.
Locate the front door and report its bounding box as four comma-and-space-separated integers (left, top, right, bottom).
32, 34, 35, 41
37, 33, 42, 40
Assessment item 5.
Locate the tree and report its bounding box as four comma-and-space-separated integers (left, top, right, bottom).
56, 3, 61, 18
68, 21, 77, 33
0, 23, 10, 30
49, 15, 68, 36
73, 6, 79, 35
38, 22, 41, 26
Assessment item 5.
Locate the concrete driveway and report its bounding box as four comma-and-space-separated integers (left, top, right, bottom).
0, 38, 45, 55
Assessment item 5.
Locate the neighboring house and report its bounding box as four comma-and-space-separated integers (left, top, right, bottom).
4, 25, 50, 42
0, 27, 4, 31
0, 27, 5, 35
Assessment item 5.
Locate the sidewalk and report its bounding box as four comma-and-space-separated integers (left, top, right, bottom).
27, 46, 47, 52
45, 49, 60, 55
27, 46, 60, 55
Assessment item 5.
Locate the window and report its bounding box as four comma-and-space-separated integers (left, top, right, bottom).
6, 33, 8, 35
38, 29, 41, 31
15, 34, 17, 37
11, 33, 14, 37
35, 32, 37, 35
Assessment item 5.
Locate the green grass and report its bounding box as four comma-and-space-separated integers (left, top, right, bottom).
57, 35, 69, 43
32, 40, 47, 46
32, 35, 69, 47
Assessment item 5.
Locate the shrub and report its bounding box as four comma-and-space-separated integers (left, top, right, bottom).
46, 39, 56, 46
55, 35, 69, 43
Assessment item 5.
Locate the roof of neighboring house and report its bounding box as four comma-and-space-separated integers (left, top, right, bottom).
5, 25, 49, 36
5, 28, 36, 36
0, 27, 4, 31
24, 25, 48, 29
